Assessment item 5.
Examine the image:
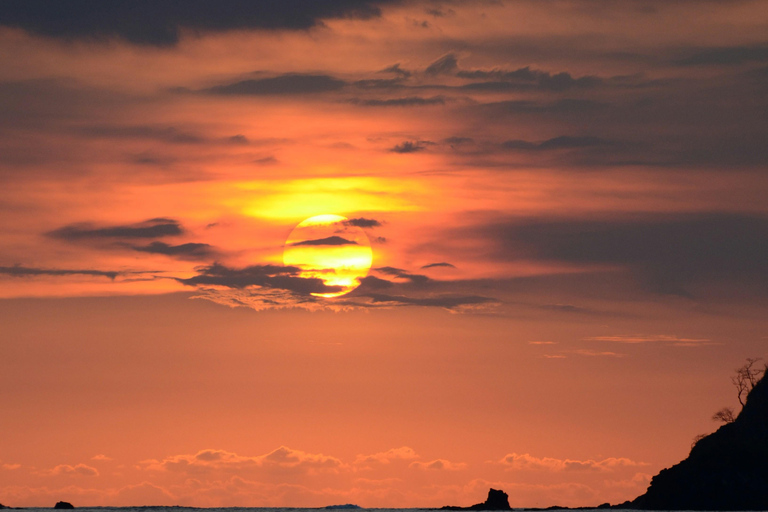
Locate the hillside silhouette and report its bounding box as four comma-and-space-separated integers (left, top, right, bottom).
628, 371, 768, 510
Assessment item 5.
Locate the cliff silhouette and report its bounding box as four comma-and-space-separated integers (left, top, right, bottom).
629, 372, 768, 510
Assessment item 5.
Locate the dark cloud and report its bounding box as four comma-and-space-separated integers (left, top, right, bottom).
362, 293, 497, 309
425, 53, 459, 75
426, 7, 454, 18
0, 0, 399, 46
291, 236, 358, 246
355, 275, 395, 290
482, 213, 768, 296
49, 218, 183, 240
133, 241, 214, 259
343, 218, 382, 228
444, 136, 473, 147
225, 134, 250, 145
380, 63, 411, 78
676, 44, 768, 66
178, 263, 342, 295
390, 140, 434, 153
421, 262, 456, 269
502, 136, 615, 151
203, 74, 346, 95
78, 125, 206, 144
353, 78, 406, 89
481, 98, 609, 115
0, 265, 118, 280
459, 67, 602, 92
351, 96, 445, 107
375, 266, 430, 285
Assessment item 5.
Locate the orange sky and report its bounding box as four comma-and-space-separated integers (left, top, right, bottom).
1, 0, 768, 508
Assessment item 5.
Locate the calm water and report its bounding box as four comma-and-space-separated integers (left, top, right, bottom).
14, 508, 685, 512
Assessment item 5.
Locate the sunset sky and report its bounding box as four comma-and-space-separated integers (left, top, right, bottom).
1, 0, 768, 508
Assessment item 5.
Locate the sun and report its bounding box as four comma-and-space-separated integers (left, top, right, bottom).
283, 214, 373, 298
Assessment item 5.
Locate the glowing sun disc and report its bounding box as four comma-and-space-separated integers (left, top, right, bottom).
283, 214, 373, 298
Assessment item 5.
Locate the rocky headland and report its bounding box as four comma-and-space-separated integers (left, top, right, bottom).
624, 372, 768, 510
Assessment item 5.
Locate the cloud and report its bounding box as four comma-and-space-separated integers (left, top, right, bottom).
374, 266, 430, 284
91, 455, 113, 461
569, 349, 624, 358
203, 74, 346, 96
78, 125, 251, 146
479, 213, 768, 296
354, 447, 419, 466
499, 453, 644, 472
421, 262, 455, 269
361, 293, 497, 310
351, 96, 446, 107
143, 447, 345, 475
343, 217, 382, 228
459, 67, 602, 92
584, 335, 713, 347
355, 275, 395, 290
0, 265, 118, 280
2, 463, 21, 470
78, 125, 206, 144
132, 241, 215, 259
291, 236, 358, 246
502, 136, 615, 151
380, 63, 411, 78
409, 459, 466, 471
389, 140, 433, 153
425, 53, 459, 75
444, 136, 474, 147
479, 99, 608, 116
676, 44, 768, 66
178, 263, 343, 295
48, 218, 183, 240
49, 464, 99, 477
0, 0, 398, 46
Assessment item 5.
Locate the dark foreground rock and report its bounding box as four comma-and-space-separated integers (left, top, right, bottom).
53, 503, 74, 510
443, 488, 511, 510
628, 373, 768, 510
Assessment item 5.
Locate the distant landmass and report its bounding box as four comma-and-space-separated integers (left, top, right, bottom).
623, 372, 768, 510
324, 505, 362, 510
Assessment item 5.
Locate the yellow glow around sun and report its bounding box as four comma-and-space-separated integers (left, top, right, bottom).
236, 177, 421, 220
283, 214, 373, 298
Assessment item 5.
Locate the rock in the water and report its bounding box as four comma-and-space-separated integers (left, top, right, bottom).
630, 373, 768, 510
442, 488, 511, 510
472, 488, 511, 510
54, 502, 74, 509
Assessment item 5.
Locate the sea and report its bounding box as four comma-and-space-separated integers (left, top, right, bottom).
9, 508, 677, 512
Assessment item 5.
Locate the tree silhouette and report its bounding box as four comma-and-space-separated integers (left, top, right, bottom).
711, 407, 735, 424
709, 358, 766, 425
732, 357, 766, 409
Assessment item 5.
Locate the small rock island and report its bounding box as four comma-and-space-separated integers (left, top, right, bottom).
442, 488, 511, 510
53, 502, 74, 509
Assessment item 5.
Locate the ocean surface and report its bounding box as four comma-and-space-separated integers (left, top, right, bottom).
12, 508, 694, 512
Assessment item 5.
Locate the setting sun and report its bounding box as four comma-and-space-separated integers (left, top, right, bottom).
282, 214, 373, 297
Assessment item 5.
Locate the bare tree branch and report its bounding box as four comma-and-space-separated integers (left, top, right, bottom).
712, 407, 736, 423
731, 357, 766, 409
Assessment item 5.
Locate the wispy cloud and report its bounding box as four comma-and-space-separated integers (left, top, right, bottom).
498, 453, 645, 472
